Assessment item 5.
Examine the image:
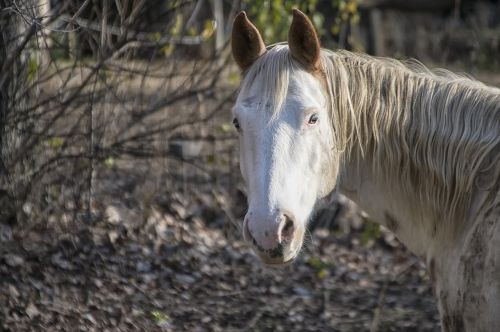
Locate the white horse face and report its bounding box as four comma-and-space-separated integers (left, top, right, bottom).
231, 10, 335, 265
233, 66, 333, 265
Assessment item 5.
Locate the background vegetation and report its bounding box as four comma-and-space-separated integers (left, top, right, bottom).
0, 0, 498, 331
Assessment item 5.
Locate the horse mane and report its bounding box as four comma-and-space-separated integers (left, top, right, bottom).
239, 44, 500, 226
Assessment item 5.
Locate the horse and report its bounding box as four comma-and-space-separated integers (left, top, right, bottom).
230, 9, 500, 332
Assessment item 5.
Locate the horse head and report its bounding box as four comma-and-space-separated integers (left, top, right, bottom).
231, 10, 337, 265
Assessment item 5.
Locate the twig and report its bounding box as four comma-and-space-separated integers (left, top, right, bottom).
369, 258, 419, 332
53, 14, 210, 46
211, 188, 241, 233
247, 309, 264, 330
369, 281, 388, 332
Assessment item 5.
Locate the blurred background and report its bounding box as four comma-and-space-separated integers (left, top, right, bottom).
0, 0, 498, 331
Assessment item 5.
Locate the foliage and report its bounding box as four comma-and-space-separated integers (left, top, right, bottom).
242, 0, 324, 43
360, 221, 381, 245
45, 137, 65, 149
330, 0, 360, 37
242, 0, 360, 46
162, 10, 215, 56
27, 56, 39, 83
0, 0, 233, 223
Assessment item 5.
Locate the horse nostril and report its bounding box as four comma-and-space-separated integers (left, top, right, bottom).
280, 214, 296, 242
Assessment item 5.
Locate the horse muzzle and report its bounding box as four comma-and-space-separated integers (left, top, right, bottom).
243, 209, 304, 266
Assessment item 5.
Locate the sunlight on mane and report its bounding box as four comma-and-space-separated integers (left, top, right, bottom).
322, 49, 500, 228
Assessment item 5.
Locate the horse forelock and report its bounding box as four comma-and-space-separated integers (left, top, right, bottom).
237, 45, 295, 120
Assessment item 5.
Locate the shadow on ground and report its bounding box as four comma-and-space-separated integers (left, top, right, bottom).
1, 200, 439, 331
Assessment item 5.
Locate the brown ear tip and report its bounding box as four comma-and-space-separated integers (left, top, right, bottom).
234, 11, 248, 25
291, 8, 305, 18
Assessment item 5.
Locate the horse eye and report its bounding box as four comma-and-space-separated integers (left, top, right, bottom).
233, 118, 240, 130
308, 114, 319, 125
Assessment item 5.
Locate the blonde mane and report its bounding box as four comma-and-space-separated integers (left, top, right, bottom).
240, 45, 500, 227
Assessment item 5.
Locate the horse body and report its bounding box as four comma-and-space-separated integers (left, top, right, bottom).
340, 129, 500, 331
328, 52, 500, 331
231, 10, 500, 331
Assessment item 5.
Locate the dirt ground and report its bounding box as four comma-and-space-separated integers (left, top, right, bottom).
0, 165, 440, 332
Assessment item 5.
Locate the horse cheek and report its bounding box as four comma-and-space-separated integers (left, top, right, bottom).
307, 140, 322, 175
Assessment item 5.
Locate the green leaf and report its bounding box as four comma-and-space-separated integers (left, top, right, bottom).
147, 32, 161, 42
103, 157, 115, 168
46, 136, 64, 149
228, 71, 240, 86
317, 268, 328, 279
28, 57, 39, 83
201, 20, 215, 39
151, 310, 171, 324
360, 221, 381, 246
169, 14, 183, 36
162, 44, 175, 56
220, 122, 233, 133
307, 256, 326, 269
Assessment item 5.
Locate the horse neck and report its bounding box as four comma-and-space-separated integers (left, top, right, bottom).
328, 52, 500, 256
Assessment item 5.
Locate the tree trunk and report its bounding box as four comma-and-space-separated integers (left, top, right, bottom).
0, 0, 37, 223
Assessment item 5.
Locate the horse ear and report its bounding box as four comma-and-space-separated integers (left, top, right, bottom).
288, 9, 321, 71
231, 11, 266, 72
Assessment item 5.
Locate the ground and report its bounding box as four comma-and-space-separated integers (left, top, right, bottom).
0, 187, 439, 332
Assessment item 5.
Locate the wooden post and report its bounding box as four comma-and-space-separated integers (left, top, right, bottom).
212, 0, 225, 51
